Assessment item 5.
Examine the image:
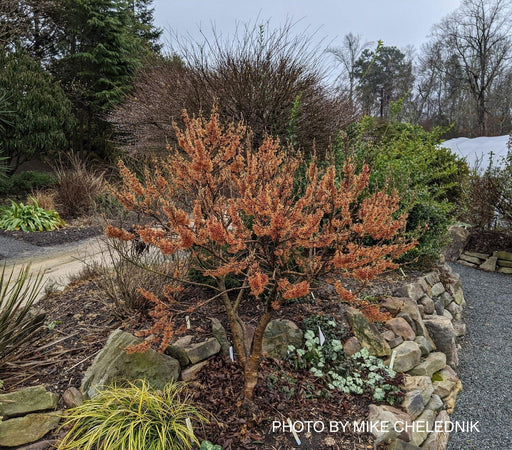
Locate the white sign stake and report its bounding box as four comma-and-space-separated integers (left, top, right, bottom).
185, 316, 191, 329
389, 350, 397, 371
287, 418, 301, 446
229, 346, 234, 361
318, 326, 325, 346
185, 417, 194, 442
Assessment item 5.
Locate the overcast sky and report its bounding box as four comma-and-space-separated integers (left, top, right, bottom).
152, 0, 462, 55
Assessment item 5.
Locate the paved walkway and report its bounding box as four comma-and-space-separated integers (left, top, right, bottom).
447, 263, 512, 450
1, 235, 107, 299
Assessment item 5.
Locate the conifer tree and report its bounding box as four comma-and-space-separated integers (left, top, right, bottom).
53, 0, 151, 155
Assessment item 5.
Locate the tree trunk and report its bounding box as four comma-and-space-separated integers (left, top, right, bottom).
226, 308, 248, 366
478, 93, 486, 135
243, 310, 272, 401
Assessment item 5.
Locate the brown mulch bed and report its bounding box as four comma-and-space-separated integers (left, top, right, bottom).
189, 356, 384, 449
0, 225, 103, 247
464, 229, 512, 254
0, 268, 419, 449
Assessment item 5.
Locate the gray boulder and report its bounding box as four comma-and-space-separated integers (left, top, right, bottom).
389, 341, 421, 373
443, 226, 469, 261
403, 375, 434, 404
426, 394, 443, 412
0, 386, 58, 418
346, 307, 391, 357
480, 256, 498, 272
414, 335, 435, 356
418, 296, 435, 315
408, 352, 446, 377
343, 336, 362, 356
423, 272, 440, 287
394, 282, 425, 302
421, 410, 450, 450
386, 317, 416, 341
493, 250, 512, 261
423, 316, 458, 367
402, 390, 425, 420
430, 282, 445, 298
0, 412, 61, 447
368, 404, 413, 443
262, 319, 303, 358
81, 329, 180, 399
211, 318, 230, 356
410, 408, 435, 447
186, 338, 221, 364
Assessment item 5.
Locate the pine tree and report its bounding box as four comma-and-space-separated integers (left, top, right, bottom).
52, 0, 149, 155
354, 45, 414, 118
128, 0, 162, 53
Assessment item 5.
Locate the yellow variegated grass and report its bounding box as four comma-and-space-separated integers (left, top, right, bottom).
58, 379, 209, 450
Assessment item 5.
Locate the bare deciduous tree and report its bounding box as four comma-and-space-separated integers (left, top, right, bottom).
110, 21, 359, 159
432, 0, 512, 135
327, 32, 373, 105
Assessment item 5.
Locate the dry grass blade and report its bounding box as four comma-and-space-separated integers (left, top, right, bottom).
52, 152, 107, 218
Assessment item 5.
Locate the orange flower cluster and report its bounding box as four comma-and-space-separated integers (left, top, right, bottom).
335, 282, 391, 323
111, 109, 417, 398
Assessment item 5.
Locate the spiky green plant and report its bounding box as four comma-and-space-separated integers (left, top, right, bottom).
0, 198, 64, 232
0, 265, 46, 367
58, 379, 210, 450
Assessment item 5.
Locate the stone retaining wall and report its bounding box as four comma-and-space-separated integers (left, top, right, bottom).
359, 262, 466, 449
0, 263, 466, 448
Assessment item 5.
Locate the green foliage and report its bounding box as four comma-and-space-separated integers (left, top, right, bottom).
56, 0, 145, 113
58, 379, 209, 450
50, 0, 150, 157
0, 171, 56, 194
200, 442, 222, 450
353, 45, 413, 118
129, 0, 162, 53
0, 51, 74, 171
0, 198, 64, 232
0, 265, 46, 368
337, 118, 468, 265
286, 317, 403, 404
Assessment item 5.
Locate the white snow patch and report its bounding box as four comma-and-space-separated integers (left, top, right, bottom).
441, 135, 510, 169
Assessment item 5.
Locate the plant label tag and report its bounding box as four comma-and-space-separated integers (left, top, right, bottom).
229, 346, 234, 361
185, 417, 194, 441
185, 315, 191, 329
288, 418, 301, 445
389, 349, 397, 371
318, 326, 325, 346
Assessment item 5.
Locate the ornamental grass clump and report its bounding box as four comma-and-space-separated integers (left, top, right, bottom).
58, 379, 208, 450
0, 265, 46, 368
108, 109, 417, 402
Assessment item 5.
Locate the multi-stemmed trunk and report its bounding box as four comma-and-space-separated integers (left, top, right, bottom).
221, 280, 274, 402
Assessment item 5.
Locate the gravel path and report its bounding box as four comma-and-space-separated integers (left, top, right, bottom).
447, 262, 512, 450
0, 235, 45, 259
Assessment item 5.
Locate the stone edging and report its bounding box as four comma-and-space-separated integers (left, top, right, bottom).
458, 250, 512, 274
357, 262, 466, 449
0, 263, 466, 449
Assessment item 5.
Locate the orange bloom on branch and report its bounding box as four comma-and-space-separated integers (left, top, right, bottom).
111, 108, 417, 402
